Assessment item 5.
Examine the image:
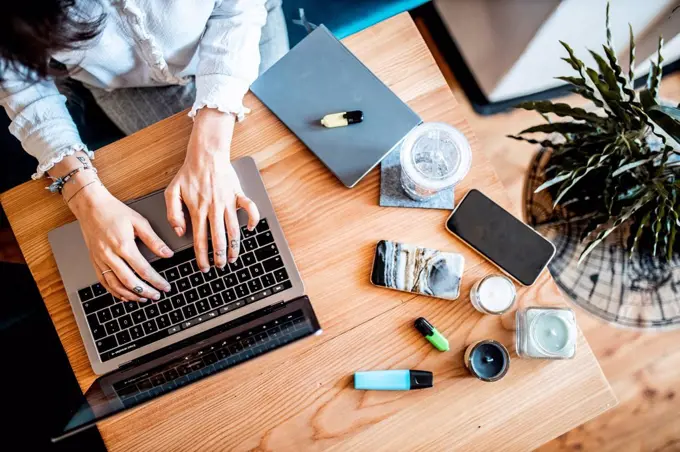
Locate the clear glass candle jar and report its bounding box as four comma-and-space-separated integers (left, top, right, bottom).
516, 307, 577, 359
470, 275, 516, 315
400, 122, 472, 201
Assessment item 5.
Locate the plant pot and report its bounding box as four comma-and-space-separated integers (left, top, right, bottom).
524, 148, 680, 330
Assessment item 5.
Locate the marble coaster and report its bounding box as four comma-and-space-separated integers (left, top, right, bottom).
373, 240, 464, 300
379, 149, 455, 210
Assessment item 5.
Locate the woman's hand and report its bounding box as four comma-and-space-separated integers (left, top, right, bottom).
68, 181, 174, 302
165, 108, 260, 271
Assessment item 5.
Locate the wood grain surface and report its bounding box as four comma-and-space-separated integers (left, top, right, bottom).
0, 14, 615, 451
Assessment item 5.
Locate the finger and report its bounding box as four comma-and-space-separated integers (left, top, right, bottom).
93, 256, 140, 302
91, 257, 118, 299
120, 243, 172, 296
236, 193, 260, 231
225, 204, 241, 264
165, 183, 187, 237
192, 210, 210, 272
104, 253, 159, 301
210, 206, 228, 269
134, 216, 174, 259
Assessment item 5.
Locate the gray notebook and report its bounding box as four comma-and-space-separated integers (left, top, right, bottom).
251, 25, 421, 188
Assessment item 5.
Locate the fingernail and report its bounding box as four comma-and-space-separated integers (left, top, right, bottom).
218, 265, 225, 270
160, 245, 174, 257
248, 225, 256, 231
163, 284, 172, 292
201, 267, 209, 273
229, 257, 237, 263
139, 298, 148, 303
153, 293, 161, 301
174, 227, 183, 236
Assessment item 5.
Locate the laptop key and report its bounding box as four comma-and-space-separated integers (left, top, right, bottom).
168, 325, 181, 335
118, 314, 133, 329
274, 268, 288, 282
261, 273, 276, 288
176, 277, 191, 292
116, 330, 132, 346
178, 263, 193, 277
156, 314, 170, 329
228, 258, 244, 272
171, 294, 186, 309
216, 265, 229, 276
182, 304, 197, 319
83, 293, 114, 315
143, 319, 158, 335
256, 231, 275, 247
97, 308, 113, 324
111, 303, 125, 318
241, 252, 255, 267
105, 319, 120, 335
208, 294, 224, 308
132, 310, 147, 324
124, 300, 139, 313
210, 278, 226, 293
204, 267, 218, 281
248, 278, 263, 293
243, 237, 257, 252
241, 225, 256, 238
222, 288, 236, 303
91, 325, 106, 340
165, 267, 181, 282
196, 299, 210, 313
185, 288, 200, 304
235, 283, 249, 298
254, 244, 279, 261
166, 282, 179, 296
169, 309, 185, 324
78, 287, 94, 302
130, 325, 144, 340
236, 268, 251, 283
262, 256, 284, 273
272, 280, 292, 293
159, 299, 173, 313
189, 273, 204, 287
250, 263, 264, 278
96, 336, 117, 353
224, 274, 238, 287
255, 218, 269, 233
92, 283, 107, 297
144, 304, 160, 318
87, 313, 100, 329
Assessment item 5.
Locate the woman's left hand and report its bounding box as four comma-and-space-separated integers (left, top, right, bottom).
165, 108, 260, 271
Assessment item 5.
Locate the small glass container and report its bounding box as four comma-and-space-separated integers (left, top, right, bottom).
400, 122, 472, 201
470, 275, 516, 315
516, 307, 577, 359
463, 340, 510, 382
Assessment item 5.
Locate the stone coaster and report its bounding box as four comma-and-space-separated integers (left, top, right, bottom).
379, 149, 455, 210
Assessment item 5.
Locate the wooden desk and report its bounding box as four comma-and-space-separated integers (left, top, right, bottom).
1, 14, 615, 451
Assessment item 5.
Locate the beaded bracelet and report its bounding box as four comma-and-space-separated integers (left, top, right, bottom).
46, 165, 98, 194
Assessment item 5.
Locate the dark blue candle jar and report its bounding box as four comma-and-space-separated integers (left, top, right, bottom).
464, 340, 510, 382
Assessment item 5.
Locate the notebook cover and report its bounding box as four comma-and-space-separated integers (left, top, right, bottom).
251, 25, 422, 188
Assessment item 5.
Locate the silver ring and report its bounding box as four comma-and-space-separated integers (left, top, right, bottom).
101, 269, 113, 276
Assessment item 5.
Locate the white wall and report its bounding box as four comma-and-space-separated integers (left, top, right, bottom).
435, 0, 679, 102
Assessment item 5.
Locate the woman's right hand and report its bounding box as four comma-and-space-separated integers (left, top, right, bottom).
67, 182, 174, 302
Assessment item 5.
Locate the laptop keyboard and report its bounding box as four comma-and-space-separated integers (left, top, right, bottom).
76, 218, 293, 362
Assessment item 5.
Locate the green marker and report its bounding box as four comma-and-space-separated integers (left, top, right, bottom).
414, 317, 449, 352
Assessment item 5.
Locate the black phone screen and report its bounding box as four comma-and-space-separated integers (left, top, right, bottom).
446, 190, 555, 286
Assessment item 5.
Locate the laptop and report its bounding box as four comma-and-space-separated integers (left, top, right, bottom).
251, 25, 422, 188
48, 156, 321, 440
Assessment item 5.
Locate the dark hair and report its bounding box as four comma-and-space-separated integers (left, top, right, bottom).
0, 0, 105, 81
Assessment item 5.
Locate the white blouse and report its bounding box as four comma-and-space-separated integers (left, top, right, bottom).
0, 0, 266, 178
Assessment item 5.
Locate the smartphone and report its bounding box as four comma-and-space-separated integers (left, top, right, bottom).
371, 240, 465, 300
445, 189, 555, 286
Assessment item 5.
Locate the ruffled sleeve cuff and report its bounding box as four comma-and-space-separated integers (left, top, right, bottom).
32, 143, 94, 180
189, 74, 251, 121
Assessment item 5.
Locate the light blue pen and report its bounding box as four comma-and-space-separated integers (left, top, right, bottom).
354, 370, 433, 391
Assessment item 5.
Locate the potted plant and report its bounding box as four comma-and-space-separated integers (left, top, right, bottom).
510, 3, 680, 265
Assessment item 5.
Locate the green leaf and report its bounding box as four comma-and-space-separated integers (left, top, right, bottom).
646, 36, 664, 100
602, 44, 636, 102
605, 2, 612, 47
630, 210, 651, 257
578, 192, 654, 265
648, 106, 680, 145
506, 135, 562, 149
556, 75, 586, 88
519, 122, 597, 135
515, 101, 607, 124
640, 89, 657, 110
612, 157, 653, 177
553, 154, 611, 207
534, 172, 572, 193
628, 24, 636, 85
652, 201, 666, 256
560, 41, 610, 110
589, 49, 621, 97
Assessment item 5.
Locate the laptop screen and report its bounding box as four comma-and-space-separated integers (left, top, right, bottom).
53, 297, 320, 442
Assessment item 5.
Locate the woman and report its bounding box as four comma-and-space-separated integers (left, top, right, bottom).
0, 0, 289, 303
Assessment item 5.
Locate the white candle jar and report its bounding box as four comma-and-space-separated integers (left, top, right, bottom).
470, 275, 516, 315
516, 307, 577, 359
